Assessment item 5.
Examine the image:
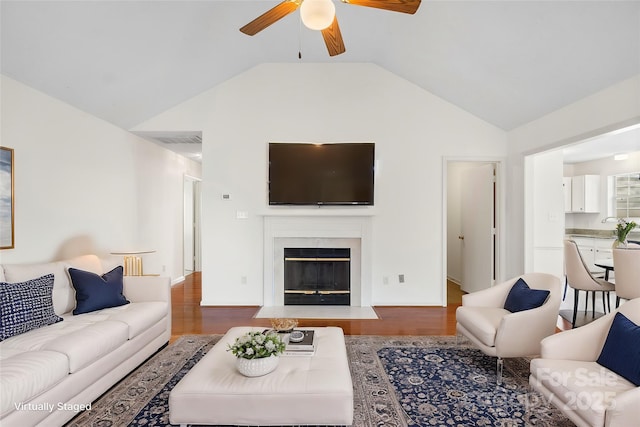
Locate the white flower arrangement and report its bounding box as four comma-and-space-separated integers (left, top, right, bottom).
227, 330, 285, 359
615, 218, 637, 243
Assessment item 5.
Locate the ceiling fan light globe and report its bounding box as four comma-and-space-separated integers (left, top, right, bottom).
300, 0, 336, 30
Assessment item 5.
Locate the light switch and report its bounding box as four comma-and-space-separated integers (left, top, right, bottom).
236, 211, 249, 219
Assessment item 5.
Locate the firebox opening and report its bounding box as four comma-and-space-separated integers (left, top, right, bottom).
284, 248, 350, 305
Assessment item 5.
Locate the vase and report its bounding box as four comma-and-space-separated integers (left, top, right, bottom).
235, 355, 279, 377
612, 239, 628, 249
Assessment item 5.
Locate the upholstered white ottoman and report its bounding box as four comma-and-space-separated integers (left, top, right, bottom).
169, 326, 353, 426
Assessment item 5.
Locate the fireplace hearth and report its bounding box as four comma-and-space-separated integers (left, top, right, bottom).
284, 248, 350, 305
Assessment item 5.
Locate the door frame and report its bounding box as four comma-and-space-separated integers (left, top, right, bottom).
523, 120, 640, 275
442, 157, 506, 306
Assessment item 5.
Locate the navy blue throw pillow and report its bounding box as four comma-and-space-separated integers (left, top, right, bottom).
597, 312, 640, 386
69, 266, 129, 315
0, 274, 63, 341
503, 278, 550, 313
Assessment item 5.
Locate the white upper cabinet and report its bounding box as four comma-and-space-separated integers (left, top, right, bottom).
571, 175, 600, 213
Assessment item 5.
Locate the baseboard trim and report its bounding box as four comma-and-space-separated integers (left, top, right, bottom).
447, 276, 462, 286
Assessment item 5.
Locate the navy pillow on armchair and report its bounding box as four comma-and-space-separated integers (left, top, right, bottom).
503, 278, 550, 313
69, 266, 129, 315
597, 312, 640, 386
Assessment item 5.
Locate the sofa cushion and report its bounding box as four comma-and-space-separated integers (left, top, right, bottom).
456, 306, 508, 347
69, 266, 129, 315
504, 278, 550, 313
0, 313, 130, 373
0, 274, 62, 341
99, 302, 169, 339
597, 312, 640, 386
0, 349, 69, 417
43, 320, 129, 372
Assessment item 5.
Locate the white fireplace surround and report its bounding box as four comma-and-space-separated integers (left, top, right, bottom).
263, 215, 373, 307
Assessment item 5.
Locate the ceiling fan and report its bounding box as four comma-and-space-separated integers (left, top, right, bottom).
240, 0, 421, 57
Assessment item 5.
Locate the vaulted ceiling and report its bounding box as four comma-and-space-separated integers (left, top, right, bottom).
2, 0, 639, 133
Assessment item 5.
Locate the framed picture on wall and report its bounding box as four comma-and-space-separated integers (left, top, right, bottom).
0, 146, 14, 249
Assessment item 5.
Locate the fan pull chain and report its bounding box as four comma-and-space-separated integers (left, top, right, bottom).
298, 12, 302, 59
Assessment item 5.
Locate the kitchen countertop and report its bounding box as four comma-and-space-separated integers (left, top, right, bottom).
565, 228, 640, 240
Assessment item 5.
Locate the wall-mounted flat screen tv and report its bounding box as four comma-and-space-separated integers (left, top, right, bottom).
269, 142, 375, 206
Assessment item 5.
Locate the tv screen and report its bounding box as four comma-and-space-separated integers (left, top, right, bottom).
269, 142, 375, 206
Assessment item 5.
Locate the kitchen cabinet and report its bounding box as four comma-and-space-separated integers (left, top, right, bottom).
594, 239, 613, 262
571, 175, 600, 213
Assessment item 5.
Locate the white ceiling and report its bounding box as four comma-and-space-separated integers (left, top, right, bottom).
2, 0, 639, 160
562, 124, 640, 164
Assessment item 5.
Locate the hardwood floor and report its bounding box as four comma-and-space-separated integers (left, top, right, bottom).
171, 273, 464, 342
170, 273, 569, 343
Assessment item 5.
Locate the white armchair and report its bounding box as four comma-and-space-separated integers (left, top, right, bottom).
529, 298, 640, 427
456, 273, 562, 384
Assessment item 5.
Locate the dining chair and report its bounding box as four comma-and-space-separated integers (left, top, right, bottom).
562, 242, 606, 300
612, 248, 640, 307
564, 240, 615, 328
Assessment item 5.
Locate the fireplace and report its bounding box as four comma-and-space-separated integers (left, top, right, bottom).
263, 215, 372, 307
284, 248, 350, 305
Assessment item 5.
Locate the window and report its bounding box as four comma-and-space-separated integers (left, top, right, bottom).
613, 172, 640, 218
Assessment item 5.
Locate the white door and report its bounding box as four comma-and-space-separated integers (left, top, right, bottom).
184, 177, 195, 274
461, 163, 496, 293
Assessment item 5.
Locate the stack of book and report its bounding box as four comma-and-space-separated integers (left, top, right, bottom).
283, 330, 316, 356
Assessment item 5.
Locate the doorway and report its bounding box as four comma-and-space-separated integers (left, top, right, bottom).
184, 175, 202, 276
444, 159, 503, 304
524, 123, 640, 279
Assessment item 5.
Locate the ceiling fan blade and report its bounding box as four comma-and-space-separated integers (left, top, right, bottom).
342, 0, 421, 14
321, 16, 346, 57
240, 0, 300, 36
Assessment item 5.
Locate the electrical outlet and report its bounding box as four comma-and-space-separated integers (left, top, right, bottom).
241, 276, 247, 285
383, 276, 389, 285
398, 274, 405, 283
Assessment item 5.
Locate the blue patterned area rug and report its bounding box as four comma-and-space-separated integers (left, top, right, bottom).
65, 335, 571, 427
378, 346, 570, 426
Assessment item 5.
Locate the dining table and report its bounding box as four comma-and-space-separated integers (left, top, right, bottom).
594, 258, 614, 281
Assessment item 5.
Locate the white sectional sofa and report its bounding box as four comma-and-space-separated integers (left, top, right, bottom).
0, 254, 171, 427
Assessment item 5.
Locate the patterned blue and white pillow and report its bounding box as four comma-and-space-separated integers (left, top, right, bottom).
0, 274, 63, 341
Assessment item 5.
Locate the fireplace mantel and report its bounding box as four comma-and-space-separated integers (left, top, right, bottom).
262, 216, 372, 307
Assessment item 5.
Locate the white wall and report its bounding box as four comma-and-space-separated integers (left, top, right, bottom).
507, 74, 640, 277
0, 75, 201, 282
5, 67, 635, 298
135, 63, 507, 305
524, 150, 565, 277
